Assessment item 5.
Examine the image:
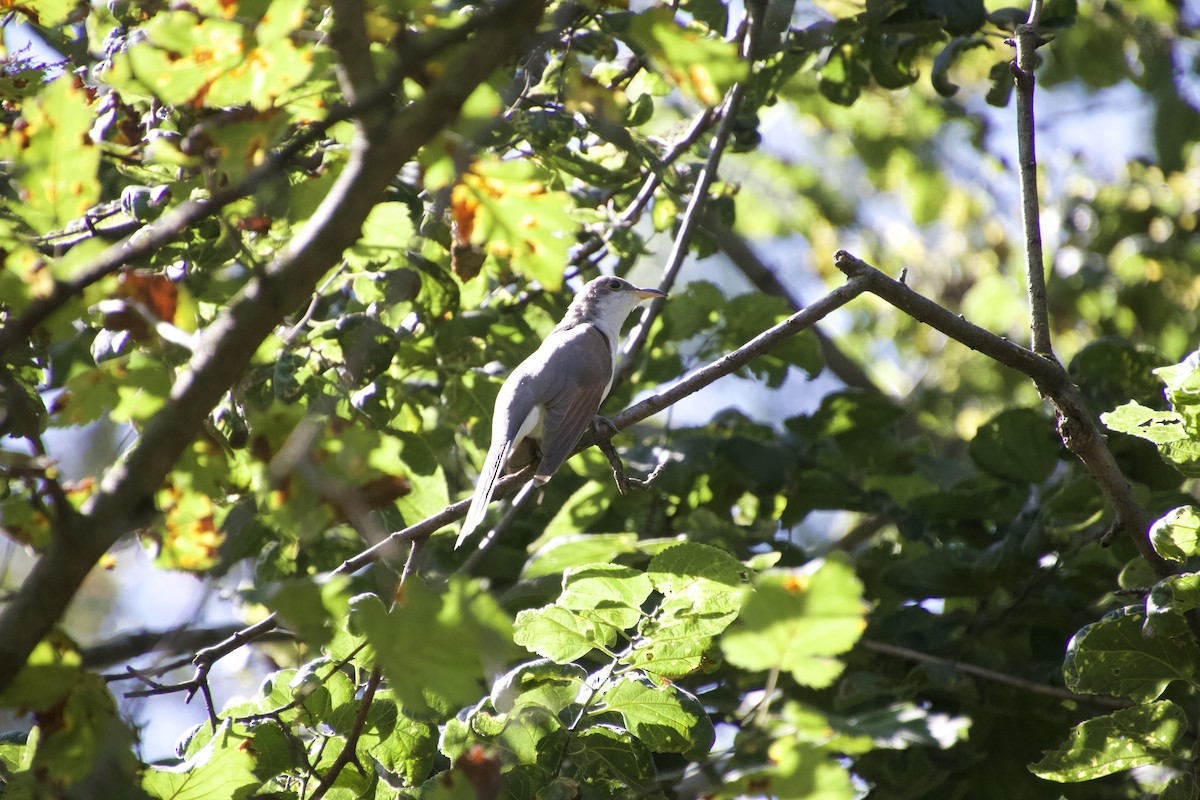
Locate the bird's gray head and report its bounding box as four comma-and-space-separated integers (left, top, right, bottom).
558, 276, 667, 333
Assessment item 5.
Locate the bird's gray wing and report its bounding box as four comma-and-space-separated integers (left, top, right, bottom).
532, 325, 612, 483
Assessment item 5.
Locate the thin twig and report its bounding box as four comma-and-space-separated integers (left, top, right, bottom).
307, 666, 383, 800
1009, 4, 1052, 357
593, 417, 667, 494
555, 653, 624, 777
460, 481, 541, 572
616, 13, 760, 383
88, 623, 294, 671
859, 637, 1129, 709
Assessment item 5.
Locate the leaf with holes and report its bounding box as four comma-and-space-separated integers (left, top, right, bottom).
1029, 701, 1186, 782
1064, 608, 1200, 702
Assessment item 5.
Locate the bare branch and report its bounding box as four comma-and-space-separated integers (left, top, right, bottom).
1009, 10, 1053, 357
86, 624, 294, 671
832, 250, 1169, 578
858, 637, 1129, 710
705, 222, 884, 395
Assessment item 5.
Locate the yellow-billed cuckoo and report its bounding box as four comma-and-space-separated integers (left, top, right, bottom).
457, 276, 667, 547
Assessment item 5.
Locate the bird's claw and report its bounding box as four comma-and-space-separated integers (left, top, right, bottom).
591, 414, 620, 442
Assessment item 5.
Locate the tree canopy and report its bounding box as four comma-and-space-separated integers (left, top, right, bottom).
2, 0, 1200, 798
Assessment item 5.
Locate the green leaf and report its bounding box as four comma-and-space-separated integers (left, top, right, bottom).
1156, 352, 1200, 413
349, 579, 508, 713
490, 659, 587, 716
356, 695, 438, 786
1159, 438, 1200, 478
720, 557, 867, 688
1064, 608, 1200, 702
1069, 338, 1169, 414
565, 724, 658, 794
120, 14, 246, 105
523, 533, 642, 579
625, 9, 749, 105
0, 634, 82, 712
1150, 506, 1200, 562
393, 431, 451, 525
968, 408, 1060, 484
143, 721, 259, 799
1102, 401, 1187, 444
559, 564, 653, 631
598, 678, 714, 759
647, 541, 743, 616
756, 738, 860, 800
628, 613, 723, 680
1146, 572, 1200, 637
246, 722, 300, 781
1029, 701, 1186, 782
513, 605, 616, 663
2, 76, 101, 235
455, 159, 577, 290
253, 574, 350, 649
346, 202, 417, 269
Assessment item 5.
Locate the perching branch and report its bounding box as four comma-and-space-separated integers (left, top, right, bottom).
832, 251, 1169, 578
705, 220, 884, 395
0, 0, 546, 695
140, 273, 872, 663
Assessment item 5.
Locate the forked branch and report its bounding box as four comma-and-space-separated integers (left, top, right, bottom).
832, 251, 1167, 578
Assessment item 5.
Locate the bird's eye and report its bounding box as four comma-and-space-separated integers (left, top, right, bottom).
606, 279, 623, 290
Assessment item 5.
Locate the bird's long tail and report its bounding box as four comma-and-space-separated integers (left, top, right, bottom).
457, 439, 512, 548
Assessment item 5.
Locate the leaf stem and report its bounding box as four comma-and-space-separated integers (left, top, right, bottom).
752, 664, 780, 728
555, 652, 625, 777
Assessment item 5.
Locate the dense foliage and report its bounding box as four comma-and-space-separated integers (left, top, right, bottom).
1, 0, 1199, 798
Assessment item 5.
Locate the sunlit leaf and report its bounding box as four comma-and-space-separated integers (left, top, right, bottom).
1030, 701, 1186, 782
721, 557, 867, 688
2, 77, 101, 235
1064, 608, 1200, 702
